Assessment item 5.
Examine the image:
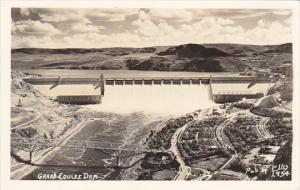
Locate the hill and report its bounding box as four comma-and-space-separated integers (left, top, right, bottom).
11, 43, 292, 73
263, 43, 292, 54
157, 44, 230, 57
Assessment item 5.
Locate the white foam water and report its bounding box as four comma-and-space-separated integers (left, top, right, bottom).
85, 85, 214, 116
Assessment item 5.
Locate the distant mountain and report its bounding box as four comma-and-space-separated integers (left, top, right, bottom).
11, 43, 292, 74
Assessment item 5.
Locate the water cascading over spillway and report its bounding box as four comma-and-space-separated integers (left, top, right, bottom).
86, 85, 214, 116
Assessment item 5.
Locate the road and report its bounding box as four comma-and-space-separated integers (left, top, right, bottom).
171, 111, 207, 180
171, 121, 192, 180
218, 154, 237, 171
257, 117, 273, 139
215, 119, 234, 151
214, 116, 238, 174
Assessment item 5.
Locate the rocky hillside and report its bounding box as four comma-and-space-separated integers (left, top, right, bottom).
11, 43, 292, 73
11, 71, 81, 142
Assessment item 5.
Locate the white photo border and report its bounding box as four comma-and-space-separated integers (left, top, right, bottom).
1, 1, 299, 190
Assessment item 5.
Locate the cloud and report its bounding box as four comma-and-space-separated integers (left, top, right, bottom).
138, 10, 150, 20
132, 18, 162, 36
59, 32, 142, 48
71, 23, 105, 33
272, 10, 291, 16
11, 8, 292, 48
235, 21, 291, 45
191, 9, 274, 19
12, 20, 61, 36
147, 9, 193, 22
130, 15, 290, 46
12, 35, 53, 48
217, 18, 235, 25
20, 8, 30, 16
131, 16, 241, 46
257, 19, 267, 27
86, 9, 139, 22
38, 9, 139, 24
39, 10, 91, 23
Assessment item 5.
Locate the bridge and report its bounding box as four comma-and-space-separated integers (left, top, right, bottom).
11, 138, 169, 166
11, 138, 167, 153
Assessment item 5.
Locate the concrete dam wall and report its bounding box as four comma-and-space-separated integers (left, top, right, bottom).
23, 76, 272, 108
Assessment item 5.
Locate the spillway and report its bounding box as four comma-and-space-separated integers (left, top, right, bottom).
85, 85, 214, 116
33, 84, 214, 116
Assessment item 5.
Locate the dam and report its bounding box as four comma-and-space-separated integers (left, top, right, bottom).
22, 74, 272, 111
23, 75, 270, 86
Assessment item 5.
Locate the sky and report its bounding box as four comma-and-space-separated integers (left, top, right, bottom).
11, 8, 292, 48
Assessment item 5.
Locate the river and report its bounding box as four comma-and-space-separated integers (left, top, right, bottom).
22, 112, 166, 180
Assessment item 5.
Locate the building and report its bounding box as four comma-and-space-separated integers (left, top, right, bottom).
212, 93, 264, 103
56, 95, 101, 104
24, 75, 105, 105
210, 82, 269, 103
39, 84, 103, 105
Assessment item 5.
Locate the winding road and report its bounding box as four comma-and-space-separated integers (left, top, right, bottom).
171, 111, 208, 180
171, 121, 192, 180
257, 117, 273, 139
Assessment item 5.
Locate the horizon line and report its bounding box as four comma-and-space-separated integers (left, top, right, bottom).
11, 42, 292, 50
